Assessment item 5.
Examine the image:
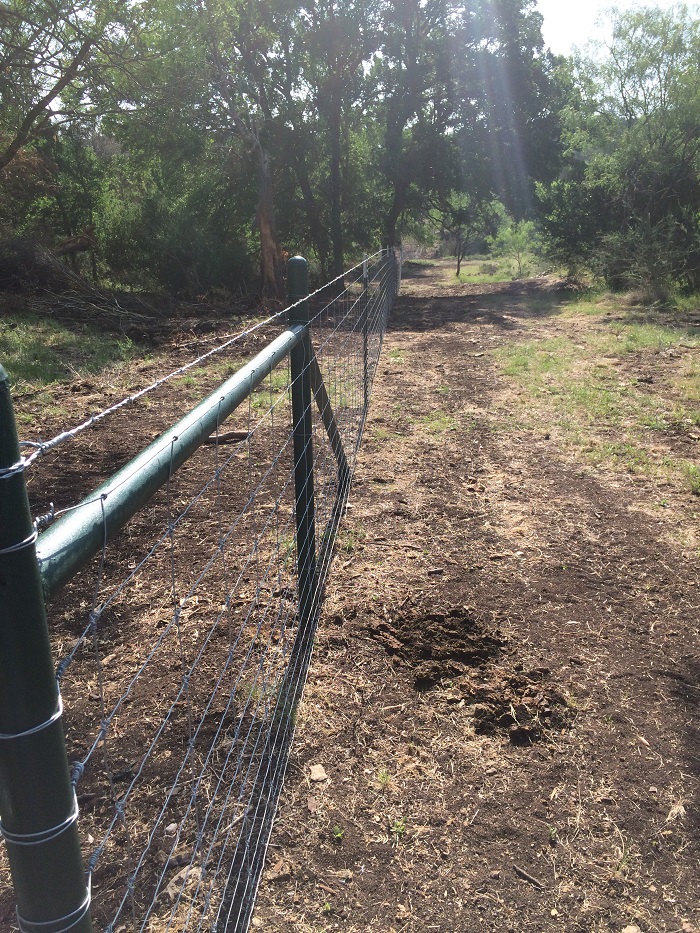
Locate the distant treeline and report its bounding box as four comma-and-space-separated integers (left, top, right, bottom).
1, 1, 699, 297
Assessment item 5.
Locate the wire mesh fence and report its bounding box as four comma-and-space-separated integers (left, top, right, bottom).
0, 251, 397, 933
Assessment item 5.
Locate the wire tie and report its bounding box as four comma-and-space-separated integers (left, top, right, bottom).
34, 503, 56, 532
16, 874, 91, 933
0, 528, 38, 556
0, 457, 26, 480
1, 792, 79, 847
70, 761, 86, 786
0, 692, 63, 741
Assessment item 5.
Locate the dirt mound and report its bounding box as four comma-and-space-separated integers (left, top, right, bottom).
365, 603, 503, 687
466, 666, 574, 744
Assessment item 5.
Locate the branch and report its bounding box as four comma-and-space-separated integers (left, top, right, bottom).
0, 37, 93, 173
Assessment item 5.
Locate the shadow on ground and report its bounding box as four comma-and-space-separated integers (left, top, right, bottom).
391, 275, 585, 333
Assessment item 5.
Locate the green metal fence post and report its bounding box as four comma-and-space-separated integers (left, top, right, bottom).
0, 366, 92, 933
287, 257, 317, 638
362, 256, 369, 416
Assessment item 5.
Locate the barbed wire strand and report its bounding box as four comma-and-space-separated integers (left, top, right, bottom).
19, 253, 382, 471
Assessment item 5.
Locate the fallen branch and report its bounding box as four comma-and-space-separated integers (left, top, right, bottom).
202, 430, 250, 445
513, 864, 544, 889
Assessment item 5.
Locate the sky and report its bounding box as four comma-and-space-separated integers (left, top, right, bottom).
536, 0, 691, 55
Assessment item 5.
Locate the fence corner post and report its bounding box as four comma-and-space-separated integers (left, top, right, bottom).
287, 258, 317, 639
0, 365, 92, 933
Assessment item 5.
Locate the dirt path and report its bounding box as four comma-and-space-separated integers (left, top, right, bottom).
252, 266, 700, 932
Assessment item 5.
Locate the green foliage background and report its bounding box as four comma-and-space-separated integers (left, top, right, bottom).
2, 1, 700, 296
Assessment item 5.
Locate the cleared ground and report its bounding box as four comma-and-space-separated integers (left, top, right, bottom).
251, 261, 700, 932
1, 262, 698, 932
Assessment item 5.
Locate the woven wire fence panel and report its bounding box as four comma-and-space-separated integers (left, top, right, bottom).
0, 252, 396, 933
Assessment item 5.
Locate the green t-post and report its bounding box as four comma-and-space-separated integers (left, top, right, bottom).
0, 366, 92, 933
287, 257, 317, 647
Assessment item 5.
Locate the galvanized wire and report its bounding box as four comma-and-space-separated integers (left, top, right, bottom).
5, 250, 397, 933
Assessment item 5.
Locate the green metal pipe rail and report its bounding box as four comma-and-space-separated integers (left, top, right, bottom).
36, 325, 306, 601
0, 251, 397, 933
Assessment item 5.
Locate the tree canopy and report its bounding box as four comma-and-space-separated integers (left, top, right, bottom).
2, 0, 699, 297
539, 3, 700, 294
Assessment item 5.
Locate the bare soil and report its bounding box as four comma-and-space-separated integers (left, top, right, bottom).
250, 264, 700, 932
1, 264, 698, 933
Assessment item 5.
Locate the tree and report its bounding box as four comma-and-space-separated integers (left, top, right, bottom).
192, 0, 287, 298
0, 0, 568, 297
0, 0, 147, 175
488, 217, 540, 277
540, 5, 700, 293
440, 194, 501, 275
300, 0, 379, 275
455, 0, 564, 218
372, 0, 558, 248
373, 0, 459, 248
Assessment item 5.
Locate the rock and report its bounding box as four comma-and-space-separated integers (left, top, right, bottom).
621, 926, 641, 933
309, 764, 328, 782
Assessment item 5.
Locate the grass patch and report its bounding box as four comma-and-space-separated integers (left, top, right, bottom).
452, 258, 512, 284
587, 440, 651, 473
452, 254, 546, 284
0, 312, 138, 390
603, 321, 699, 354
371, 425, 401, 442
497, 337, 574, 380
250, 366, 291, 411
415, 411, 455, 434
491, 296, 700, 496
681, 463, 700, 496
338, 527, 366, 554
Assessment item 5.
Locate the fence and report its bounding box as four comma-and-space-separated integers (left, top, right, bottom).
0, 251, 399, 933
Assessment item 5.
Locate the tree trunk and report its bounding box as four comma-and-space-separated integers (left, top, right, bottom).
293, 147, 329, 281
328, 91, 344, 278
383, 176, 411, 248
203, 15, 284, 300
0, 39, 93, 174
253, 138, 284, 300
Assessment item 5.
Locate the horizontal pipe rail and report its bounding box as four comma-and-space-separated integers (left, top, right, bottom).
37, 326, 305, 600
